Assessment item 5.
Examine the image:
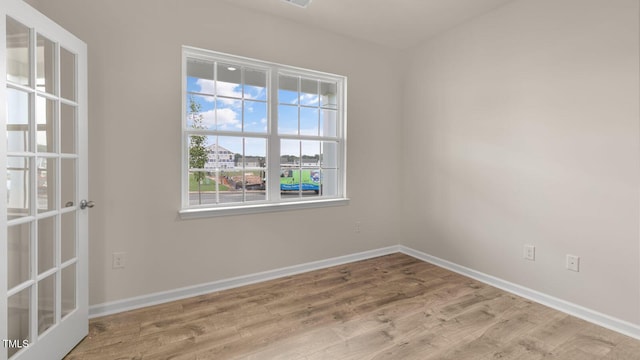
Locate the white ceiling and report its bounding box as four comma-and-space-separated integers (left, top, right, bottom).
221, 0, 515, 50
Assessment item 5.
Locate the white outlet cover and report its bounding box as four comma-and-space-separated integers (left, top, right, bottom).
523, 245, 535, 261
567, 255, 580, 272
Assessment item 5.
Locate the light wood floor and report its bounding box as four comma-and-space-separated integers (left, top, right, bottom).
64, 253, 640, 359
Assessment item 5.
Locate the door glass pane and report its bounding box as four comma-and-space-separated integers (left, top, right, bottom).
61, 211, 76, 262
60, 47, 76, 101
61, 158, 76, 208
36, 34, 56, 94
37, 216, 55, 274
37, 157, 56, 213
6, 88, 30, 153
61, 104, 76, 154
6, 16, 30, 86
38, 274, 56, 335
8, 287, 31, 358
61, 263, 76, 318
8, 223, 30, 289
36, 96, 55, 153
7, 156, 31, 220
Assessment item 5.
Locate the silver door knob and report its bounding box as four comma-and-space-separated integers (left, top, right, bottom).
80, 200, 95, 209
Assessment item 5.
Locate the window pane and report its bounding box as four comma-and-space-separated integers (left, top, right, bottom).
6, 17, 30, 86
280, 140, 300, 195
61, 104, 77, 154
217, 63, 242, 98
320, 81, 338, 108
7, 156, 31, 220
300, 107, 319, 136
321, 168, 339, 197
300, 78, 319, 106
243, 138, 267, 202
216, 98, 242, 131
36, 96, 55, 153
8, 223, 30, 289
244, 68, 266, 101
320, 109, 337, 138
8, 287, 30, 358
187, 58, 214, 94
243, 101, 267, 133
278, 75, 298, 104
186, 94, 215, 130
38, 274, 56, 335
189, 134, 213, 171
217, 137, 242, 203
280, 139, 299, 163
60, 47, 76, 101
302, 141, 321, 166
37, 216, 55, 275
37, 157, 56, 213
321, 141, 339, 169
61, 263, 76, 318
278, 105, 298, 135
7, 88, 30, 153
61, 211, 76, 262
37, 34, 56, 94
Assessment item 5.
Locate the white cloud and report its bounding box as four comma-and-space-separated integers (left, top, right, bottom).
196, 79, 254, 105
297, 93, 319, 105
197, 108, 241, 129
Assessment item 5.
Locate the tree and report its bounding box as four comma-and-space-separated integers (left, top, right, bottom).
188, 97, 208, 204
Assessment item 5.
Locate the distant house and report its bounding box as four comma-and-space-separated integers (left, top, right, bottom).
205, 144, 235, 170
236, 156, 265, 168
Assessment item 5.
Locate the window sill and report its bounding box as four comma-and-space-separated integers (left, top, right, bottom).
178, 198, 350, 219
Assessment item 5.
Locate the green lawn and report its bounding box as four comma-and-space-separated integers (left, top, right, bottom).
189, 173, 228, 191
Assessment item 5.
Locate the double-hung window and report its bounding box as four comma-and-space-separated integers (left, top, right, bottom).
180, 47, 347, 218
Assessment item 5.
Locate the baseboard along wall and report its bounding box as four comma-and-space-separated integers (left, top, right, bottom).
89, 245, 640, 340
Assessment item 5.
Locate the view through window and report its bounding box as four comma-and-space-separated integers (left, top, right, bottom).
182, 47, 346, 214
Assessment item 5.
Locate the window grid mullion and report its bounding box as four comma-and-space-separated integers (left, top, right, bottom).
183, 49, 344, 211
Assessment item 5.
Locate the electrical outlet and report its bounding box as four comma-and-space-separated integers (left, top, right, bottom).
355, 221, 361, 233
112, 252, 126, 269
523, 245, 535, 261
566, 255, 579, 272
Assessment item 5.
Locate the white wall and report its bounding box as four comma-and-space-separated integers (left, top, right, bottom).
25, 0, 640, 328
24, 0, 405, 305
403, 0, 640, 324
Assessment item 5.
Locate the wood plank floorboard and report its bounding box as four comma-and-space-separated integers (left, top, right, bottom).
64, 253, 640, 359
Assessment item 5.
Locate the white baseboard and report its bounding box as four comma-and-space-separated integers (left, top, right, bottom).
89, 245, 401, 318
89, 244, 640, 340
398, 245, 640, 340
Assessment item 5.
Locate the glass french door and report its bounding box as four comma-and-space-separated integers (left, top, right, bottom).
1, 1, 88, 359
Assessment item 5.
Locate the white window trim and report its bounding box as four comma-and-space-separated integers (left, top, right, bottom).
179, 46, 348, 219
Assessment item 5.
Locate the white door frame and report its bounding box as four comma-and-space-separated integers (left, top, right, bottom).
1, 1, 88, 359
